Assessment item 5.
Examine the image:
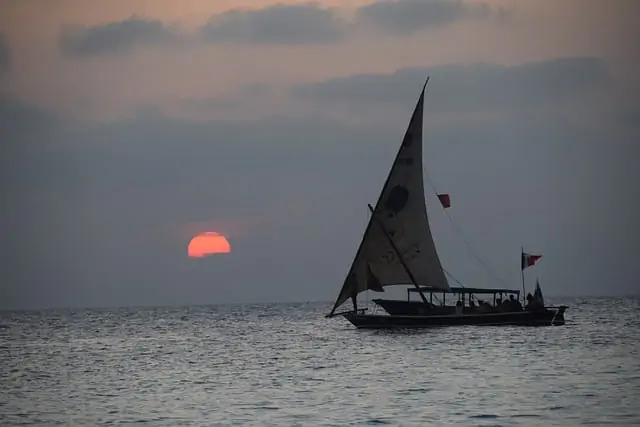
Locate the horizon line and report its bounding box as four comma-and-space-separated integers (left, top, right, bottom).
1, 294, 638, 312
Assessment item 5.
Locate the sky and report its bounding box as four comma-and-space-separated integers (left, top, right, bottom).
1, 0, 639, 310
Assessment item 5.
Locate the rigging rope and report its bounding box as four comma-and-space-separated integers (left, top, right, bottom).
422, 167, 512, 289
443, 268, 466, 288
444, 268, 486, 304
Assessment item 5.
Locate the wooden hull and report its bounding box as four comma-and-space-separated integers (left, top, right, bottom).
373, 298, 454, 315
343, 306, 567, 329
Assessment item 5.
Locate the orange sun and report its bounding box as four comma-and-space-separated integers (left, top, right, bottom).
188, 232, 231, 258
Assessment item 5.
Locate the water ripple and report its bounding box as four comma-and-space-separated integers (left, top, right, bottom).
1, 297, 639, 426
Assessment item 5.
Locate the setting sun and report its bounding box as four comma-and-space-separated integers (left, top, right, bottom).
188, 232, 231, 258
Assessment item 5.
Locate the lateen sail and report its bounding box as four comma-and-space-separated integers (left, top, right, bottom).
329, 81, 450, 315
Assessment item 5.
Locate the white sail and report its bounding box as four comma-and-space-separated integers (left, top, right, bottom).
329, 81, 450, 315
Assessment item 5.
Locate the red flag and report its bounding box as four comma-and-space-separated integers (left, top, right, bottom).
521, 252, 542, 270
437, 194, 451, 209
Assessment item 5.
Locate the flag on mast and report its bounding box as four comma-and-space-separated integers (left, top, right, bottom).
521, 252, 542, 270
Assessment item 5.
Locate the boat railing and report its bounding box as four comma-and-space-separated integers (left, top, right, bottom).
407, 286, 520, 295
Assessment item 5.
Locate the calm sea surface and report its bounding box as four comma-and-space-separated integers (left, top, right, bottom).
1, 297, 639, 426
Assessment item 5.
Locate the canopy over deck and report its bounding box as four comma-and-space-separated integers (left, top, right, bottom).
408, 286, 520, 295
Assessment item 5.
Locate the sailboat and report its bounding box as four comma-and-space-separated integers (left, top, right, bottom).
325, 79, 567, 328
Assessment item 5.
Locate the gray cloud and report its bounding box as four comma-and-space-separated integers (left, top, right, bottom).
0, 94, 60, 139
56, 1, 508, 56
293, 57, 612, 113
2, 56, 638, 309
1, 99, 384, 309
200, 3, 346, 45
0, 34, 9, 73
59, 16, 182, 56
355, 0, 502, 36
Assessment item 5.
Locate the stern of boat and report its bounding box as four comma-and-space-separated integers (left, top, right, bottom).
549, 305, 568, 326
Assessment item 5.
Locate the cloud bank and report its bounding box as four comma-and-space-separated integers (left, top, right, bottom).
355, 0, 501, 36
57, 1, 506, 55
2, 55, 638, 309
200, 3, 346, 45
293, 57, 613, 114
60, 16, 183, 56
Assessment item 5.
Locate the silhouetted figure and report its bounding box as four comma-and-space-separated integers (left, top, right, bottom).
477, 300, 492, 313
525, 293, 534, 311
350, 285, 358, 313
455, 300, 463, 315
508, 294, 522, 312
529, 295, 544, 311
510, 294, 523, 311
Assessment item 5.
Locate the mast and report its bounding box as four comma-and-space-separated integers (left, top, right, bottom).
520, 245, 526, 304
367, 204, 430, 306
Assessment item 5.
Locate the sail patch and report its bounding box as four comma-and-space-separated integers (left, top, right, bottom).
403, 131, 413, 146
384, 185, 409, 217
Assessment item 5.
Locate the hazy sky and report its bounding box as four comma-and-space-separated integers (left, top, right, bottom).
1, 0, 638, 310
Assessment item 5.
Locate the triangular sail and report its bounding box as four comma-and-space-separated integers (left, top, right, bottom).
534, 279, 545, 307
328, 81, 450, 316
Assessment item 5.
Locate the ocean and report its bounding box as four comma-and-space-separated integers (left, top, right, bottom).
1, 297, 639, 426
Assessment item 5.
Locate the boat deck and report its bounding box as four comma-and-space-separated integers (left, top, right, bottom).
343, 306, 567, 329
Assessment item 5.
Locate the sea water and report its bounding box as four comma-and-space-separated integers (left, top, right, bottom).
1, 297, 639, 426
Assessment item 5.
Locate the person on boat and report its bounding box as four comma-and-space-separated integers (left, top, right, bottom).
525, 293, 543, 311
350, 284, 358, 313
476, 300, 492, 313
511, 294, 523, 311
511, 295, 523, 311
507, 294, 522, 312
532, 287, 545, 309
455, 300, 463, 315
530, 295, 544, 311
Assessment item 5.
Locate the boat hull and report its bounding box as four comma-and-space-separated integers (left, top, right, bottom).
372, 298, 454, 315
343, 307, 567, 329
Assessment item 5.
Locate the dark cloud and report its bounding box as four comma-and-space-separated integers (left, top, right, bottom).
293, 57, 612, 113
355, 0, 502, 36
1, 56, 638, 309
59, 16, 182, 56
0, 99, 384, 309
0, 94, 61, 142
55, 1, 507, 56
0, 34, 9, 73
200, 3, 346, 44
